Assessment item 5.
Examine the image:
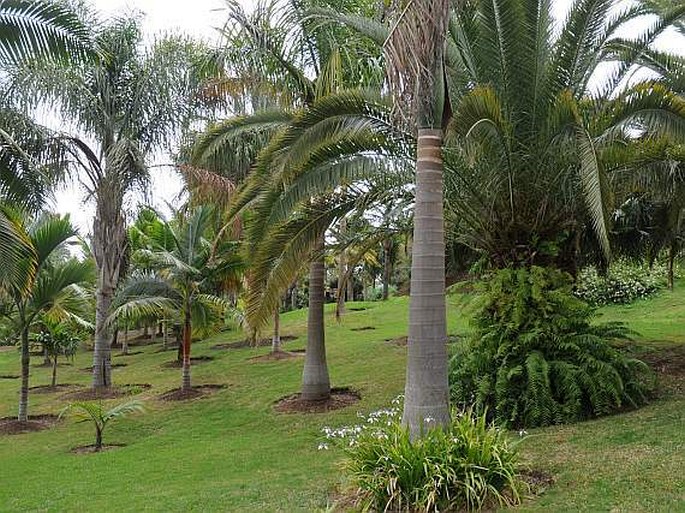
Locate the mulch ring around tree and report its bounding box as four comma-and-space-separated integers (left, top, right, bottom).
0, 414, 60, 435
70, 443, 126, 454
161, 356, 215, 368
114, 351, 144, 357
274, 387, 361, 414
0, 374, 19, 380
350, 326, 376, 332
212, 335, 298, 350
641, 345, 685, 394
158, 384, 226, 401
80, 363, 128, 372
30, 383, 83, 394
249, 350, 304, 362
60, 383, 152, 400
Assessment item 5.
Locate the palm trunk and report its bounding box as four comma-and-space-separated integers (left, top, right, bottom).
272, 309, 281, 354
668, 243, 675, 291
51, 355, 58, 387
92, 286, 113, 389
346, 270, 354, 302
95, 425, 103, 451
382, 238, 392, 300
91, 192, 126, 390
301, 234, 330, 401
402, 129, 450, 436
122, 325, 129, 355
291, 283, 298, 310
162, 320, 168, 350
43, 345, 51, 366
18, 326, 30, 422
181, 304, 192, 392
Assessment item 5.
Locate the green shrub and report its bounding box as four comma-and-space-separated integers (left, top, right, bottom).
450, 267, 651, 428
574, 259, 669, 305
322, 398, 523, 512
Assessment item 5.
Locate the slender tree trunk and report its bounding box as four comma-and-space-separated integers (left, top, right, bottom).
95, 425, 103, 451
18, 326, 30, 422
272, 309, 281, 354
181, 304, 192, 392
402, 129, 450, 436
122, 325, 129, 355
162, 320, 168, 350
291, 283, 298, 311
43, 345, 50, 366
346, 269, 354, 303
301, 234, 330, 401
338, 231, 347, 315
382, 238, 392, 300
668, 243, 676, 291
51, 355, 58, 387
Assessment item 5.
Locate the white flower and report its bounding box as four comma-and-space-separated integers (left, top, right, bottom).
318, 443, 329, 451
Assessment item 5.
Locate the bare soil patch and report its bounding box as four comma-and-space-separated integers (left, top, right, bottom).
70, 443, 126, 454
30, 383, 82, 394
61, 383, 151, 400
0, 374, 19, 380
348, 306, 369, 311
350, 326, 376, 332
386, 335, 408, 346
158, 384, 226, 401
81, 363, 127, 372
249, 351, 304, 362
274, 387, 361, 414
642, 345, 685, 394
212, 335, 298, 350
114, 351, 144, 357
161, 356, 215, 368
520, 469, 555, 494
0, 414, 60, 435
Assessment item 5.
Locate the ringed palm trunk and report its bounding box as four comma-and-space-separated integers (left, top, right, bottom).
92, 195, 126, 390
402, 129, 450, 436
181, 303, 192, 392
18, 325, 30, 422
272, 309, 281, 354
51, 355, 58, 387
301, 234, 330, 401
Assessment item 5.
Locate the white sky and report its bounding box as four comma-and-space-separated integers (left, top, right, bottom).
53, 0, 684, 235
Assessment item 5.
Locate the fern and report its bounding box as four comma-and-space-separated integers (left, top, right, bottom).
450, 266, 652, 428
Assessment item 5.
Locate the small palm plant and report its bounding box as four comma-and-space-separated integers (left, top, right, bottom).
59, 400, 143, 451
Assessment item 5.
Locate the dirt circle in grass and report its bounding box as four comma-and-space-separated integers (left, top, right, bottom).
61, 383, 151, 400
161, 356, 215, 368
212, 335, 298, 350
0, 374, 19, 380
114, 351, 144, 357
30, 383, 83, 394
274, 387, 361, 414
249, 350, 304, 362
158, 384, 226, 401
70, 443, 126, 454
350, 326, 376, 332
0, 414, 60, 435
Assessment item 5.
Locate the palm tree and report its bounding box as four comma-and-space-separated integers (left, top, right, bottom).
193, 0, 388, 401
60, 399, 143, 451
0, 214, 93, 422
10, 15, 214, 390
0, 0, 92, 293
110, 207, 238, 391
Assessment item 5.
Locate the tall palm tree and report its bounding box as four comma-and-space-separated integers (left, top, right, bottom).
110, 207, 239, 391
193, 0, 387, 401
0, 214, 93, 422
11, 15, 214, 390
0, 0, 92, 293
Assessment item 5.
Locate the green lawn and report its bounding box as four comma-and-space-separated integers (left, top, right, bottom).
0, 290, 683, 512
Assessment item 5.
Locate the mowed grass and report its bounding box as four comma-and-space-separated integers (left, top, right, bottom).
0, 289, 683, 512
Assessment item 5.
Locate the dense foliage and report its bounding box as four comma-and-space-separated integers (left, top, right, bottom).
322, 398, 522, 512
450, 267, 651, 428
575, 259, 670, 305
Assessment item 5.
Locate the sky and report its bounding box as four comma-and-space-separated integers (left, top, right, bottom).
53, 0, 684, 234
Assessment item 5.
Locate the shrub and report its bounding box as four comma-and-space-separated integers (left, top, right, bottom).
574, 259, 669, 305
322, 398, 523, 512
450, 267, 651, 428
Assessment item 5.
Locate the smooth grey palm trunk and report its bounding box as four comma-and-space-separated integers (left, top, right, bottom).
181, 305, 192, 391
402, 129, 450, 436
272, 309, 281, 353
18, 327, 29, 422
301, 235, 330, 401
92, 286, 113, 389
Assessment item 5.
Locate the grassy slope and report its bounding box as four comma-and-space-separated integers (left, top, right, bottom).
0, 291, 683, 513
